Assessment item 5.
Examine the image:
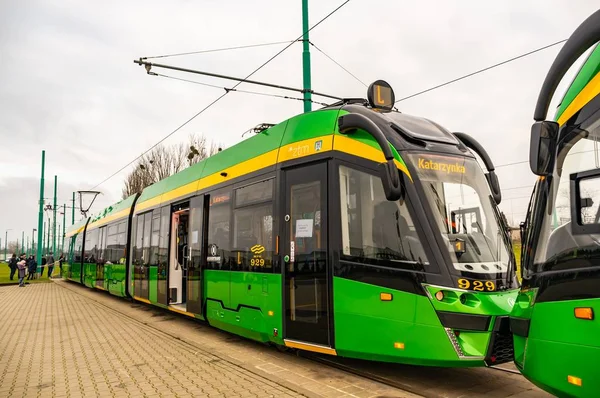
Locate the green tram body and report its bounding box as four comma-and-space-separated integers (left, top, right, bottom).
64, 87, 519, 368
512, 10, 600, 398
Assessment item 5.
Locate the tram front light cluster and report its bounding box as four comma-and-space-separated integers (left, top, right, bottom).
433, 289, 459, 304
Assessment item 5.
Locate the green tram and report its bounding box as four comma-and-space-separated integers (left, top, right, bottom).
511, 9, 600, 397
64, 81, 519, 367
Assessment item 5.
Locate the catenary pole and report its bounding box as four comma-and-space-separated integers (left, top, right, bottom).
53, 175, 57, 255
36, 150, 45, 263
302, 0, 312, 112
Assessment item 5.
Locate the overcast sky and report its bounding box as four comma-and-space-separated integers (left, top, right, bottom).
1, 0, 598, 246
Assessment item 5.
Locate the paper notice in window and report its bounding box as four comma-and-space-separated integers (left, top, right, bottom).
295, 219, 314, 238
192, 230, 198, 244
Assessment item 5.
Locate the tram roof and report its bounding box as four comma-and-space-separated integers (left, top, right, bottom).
125, 102, 461, 213
65, 217, 88, 238
86, 194, 137, 230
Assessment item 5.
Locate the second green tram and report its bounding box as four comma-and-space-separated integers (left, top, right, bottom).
64, 81, 518, 367
511, 9, 600, 397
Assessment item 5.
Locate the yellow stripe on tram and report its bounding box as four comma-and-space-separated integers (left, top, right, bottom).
133, 296, 151, 304
557, 72, 600, 126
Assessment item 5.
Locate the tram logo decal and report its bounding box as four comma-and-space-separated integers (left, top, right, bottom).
314, 140, 323, 152
250, 244, 267, 267
418, 158, 466, 174
507, 297, 516, 307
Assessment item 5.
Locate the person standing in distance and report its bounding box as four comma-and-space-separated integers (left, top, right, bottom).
46, 252, 55, 279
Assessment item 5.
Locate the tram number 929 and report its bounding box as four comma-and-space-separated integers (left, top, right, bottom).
457, 278, 496, 292
250, 258, 266, 267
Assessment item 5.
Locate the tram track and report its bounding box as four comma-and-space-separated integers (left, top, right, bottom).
488, 365, 521, 375
299, 352, 436, 398
298, 351, 524, 398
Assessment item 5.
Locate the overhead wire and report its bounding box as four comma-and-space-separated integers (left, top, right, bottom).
308, 41, 367, 87
90, 0, 352, 190
142, 40, 296, 60
394, 39, 567, 103
154, 73, 330, 106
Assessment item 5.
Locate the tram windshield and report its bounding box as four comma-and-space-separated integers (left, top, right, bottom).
529, 110, 600, 275
408, 153, 512, 278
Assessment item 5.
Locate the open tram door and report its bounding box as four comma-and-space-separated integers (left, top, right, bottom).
281, 161, 333, 353
169, 202, 190, 312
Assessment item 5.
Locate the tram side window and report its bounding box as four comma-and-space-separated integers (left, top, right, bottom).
158, 206, 169, 269
117, 221, 127, 263
231, 179, 274, 272
133, 215, 144, 266
149, 209, 161, 266
74, 234, 83, 262
579, 176, 600, 225
84, 229, 99, 263
338, 165, 428, 270
105, 222, 127, 264
207, 190, 232, 270
98, 226, 107, 264
105, 223, 118, 263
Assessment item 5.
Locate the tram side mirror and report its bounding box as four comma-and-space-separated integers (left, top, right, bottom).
530, 121, 558, 176
485, 170, 502, 205
338, 112, 404, 201
378, 160, 404, 201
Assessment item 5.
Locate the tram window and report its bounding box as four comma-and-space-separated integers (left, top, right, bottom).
105, 223, 118, 263
207, 190, 232, 270
339, 165, 428, 269
117, 221, 127, 262
579, 177, 600, 225
99, 227, 107, 263
158, 206, 169, 264
235, 179, 273, 207
149, 210, 160, 266
74, 234, 83, 262
133, 215, 144, 266
142, 212, 152, 266
232, 204, 273, 272
104, 221, 126, 264
84, 228, 99, 263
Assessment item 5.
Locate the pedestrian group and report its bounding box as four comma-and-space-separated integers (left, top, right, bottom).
7, 252, 64, 287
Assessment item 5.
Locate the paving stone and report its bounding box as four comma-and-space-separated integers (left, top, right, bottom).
0, 283, 306, 398
0, 281, 553, 398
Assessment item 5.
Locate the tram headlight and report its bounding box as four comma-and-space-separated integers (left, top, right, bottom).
435, 291, 444, 301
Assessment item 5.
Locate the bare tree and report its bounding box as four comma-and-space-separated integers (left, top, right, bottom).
122, 133, 222, 199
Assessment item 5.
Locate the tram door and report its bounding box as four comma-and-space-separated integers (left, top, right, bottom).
169, 205, 190, 311
282, 162, 331, 347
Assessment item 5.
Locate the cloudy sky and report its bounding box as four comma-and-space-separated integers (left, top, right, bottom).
0, 0, 598, 246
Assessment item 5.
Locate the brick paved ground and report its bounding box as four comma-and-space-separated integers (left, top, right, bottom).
0, 281, 550, 398
0, 282, 419, 398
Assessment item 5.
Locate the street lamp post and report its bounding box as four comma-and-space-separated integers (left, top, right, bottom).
32, 229, 37, 257
4, 229, 10, 261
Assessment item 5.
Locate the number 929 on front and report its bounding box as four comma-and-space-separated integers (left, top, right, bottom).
455, 277, 497, 292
